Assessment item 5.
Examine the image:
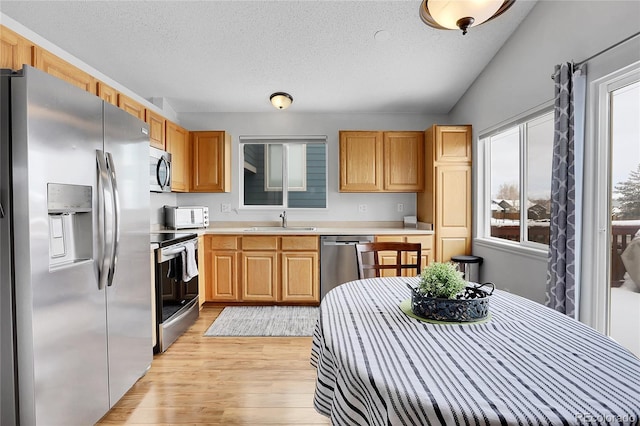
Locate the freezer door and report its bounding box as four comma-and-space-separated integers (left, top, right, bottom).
0, 70, 17, 426
103, 103, 152, 406
11, 66, 109, 425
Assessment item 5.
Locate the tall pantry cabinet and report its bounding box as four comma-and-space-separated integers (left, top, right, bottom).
417, 125, 472, 262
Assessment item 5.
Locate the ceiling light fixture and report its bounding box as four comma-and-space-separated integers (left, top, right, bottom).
419, 0, 516, 35
270, 92, 293, 110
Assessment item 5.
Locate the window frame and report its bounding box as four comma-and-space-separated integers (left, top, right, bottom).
478, 105, 554, 253
238, 135, 328, 210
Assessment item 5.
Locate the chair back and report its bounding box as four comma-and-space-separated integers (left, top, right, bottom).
355, 242, 422, 279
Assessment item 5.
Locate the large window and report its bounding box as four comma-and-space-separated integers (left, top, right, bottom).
240, 136, 327, 209
483, 110, 554, 247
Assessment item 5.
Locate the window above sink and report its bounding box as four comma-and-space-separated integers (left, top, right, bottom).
240, 136, 327, 209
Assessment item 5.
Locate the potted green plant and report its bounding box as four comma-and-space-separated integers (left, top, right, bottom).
417, 261, 466, 299
407, 262, 494, 322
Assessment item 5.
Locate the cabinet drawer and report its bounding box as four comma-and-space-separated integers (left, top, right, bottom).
242, 236, 278, 250
406, 235, 433, 250
208, 235, 239, 250
281, 236, 318, 251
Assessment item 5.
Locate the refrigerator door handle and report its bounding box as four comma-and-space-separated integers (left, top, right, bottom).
96, 150, 114, 290
105, 152, 120, 286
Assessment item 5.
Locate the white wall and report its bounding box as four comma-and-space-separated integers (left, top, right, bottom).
448, 1, 640, 303
176, 112, 447, 224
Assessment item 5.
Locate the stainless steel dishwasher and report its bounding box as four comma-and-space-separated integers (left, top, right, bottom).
320, 235, 374, 300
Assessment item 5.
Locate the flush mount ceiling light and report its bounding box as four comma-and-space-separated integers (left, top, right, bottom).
420, 0, 516, 35
270, 92, 293, 110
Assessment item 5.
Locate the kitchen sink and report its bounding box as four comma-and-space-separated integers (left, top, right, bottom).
244, 226, 317, 231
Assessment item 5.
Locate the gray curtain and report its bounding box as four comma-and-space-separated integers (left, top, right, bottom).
546, 62, 577, 316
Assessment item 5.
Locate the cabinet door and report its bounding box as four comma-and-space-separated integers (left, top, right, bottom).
406, 235, 433, 276
207, 251, 239, 302
34, 47, 96, 94
191, 131, 231, 192
281, 252, 319, 302
339, 131, 383, 192
97, 81, 117, 106
1, 26, 34, 70
117, 93, 146, 121
383, 131, 425, 192
242, 252, 278, 301
166, 121, 190, 192
434, 125, 472, 163
146, 110, 166, 150
435, 165, 472, 261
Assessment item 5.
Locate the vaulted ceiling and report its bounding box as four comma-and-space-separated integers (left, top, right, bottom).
1, 1, 537, 113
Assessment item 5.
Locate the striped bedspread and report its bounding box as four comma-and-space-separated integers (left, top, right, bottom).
311, 277, 640, 426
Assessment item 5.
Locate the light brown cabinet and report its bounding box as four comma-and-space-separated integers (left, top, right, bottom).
280, 236, 319, 302
339, 130, 424, 192
0, 26, 34, 70
97, 81, 117, 106
417, 125, 472, 262
191, 131, 231, 192
146, 110, 166, 150
205, 236, 240, 302
34, 47, 96, 94
383, 132, 425, 191
241, 236, 279, 302
117, 93, 146, 121
204, 235, 319, 304
166, 120, 190, 192
374, 235, 433, 277
339, 131, 382, 191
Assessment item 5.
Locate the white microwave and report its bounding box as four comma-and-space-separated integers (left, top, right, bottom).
150, 147, 171, 192
164, 206, 209, 229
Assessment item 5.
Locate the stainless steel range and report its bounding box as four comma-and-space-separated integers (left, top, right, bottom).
150, 232, 200, 353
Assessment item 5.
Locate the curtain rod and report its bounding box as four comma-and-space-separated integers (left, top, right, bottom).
575, 31, 640, 67
551, 31, 640, 79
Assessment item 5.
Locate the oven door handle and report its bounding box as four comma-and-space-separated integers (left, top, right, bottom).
163, 247, 186, 256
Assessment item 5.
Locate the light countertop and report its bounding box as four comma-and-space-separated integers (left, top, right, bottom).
152, 221, 434, 236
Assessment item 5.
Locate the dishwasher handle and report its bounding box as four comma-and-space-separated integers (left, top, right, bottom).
322, 240, 371, 246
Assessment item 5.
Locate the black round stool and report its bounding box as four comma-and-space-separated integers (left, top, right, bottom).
451, 255, 483, 283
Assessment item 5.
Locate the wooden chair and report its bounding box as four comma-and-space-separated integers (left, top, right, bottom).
355, 242, 422, 279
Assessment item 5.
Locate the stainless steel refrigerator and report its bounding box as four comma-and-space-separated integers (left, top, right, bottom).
0, 66, 152, 425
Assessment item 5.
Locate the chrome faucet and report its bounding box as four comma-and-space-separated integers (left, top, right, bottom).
279, 210, 287, 228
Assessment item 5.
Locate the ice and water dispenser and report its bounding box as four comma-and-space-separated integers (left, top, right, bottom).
47, 183, 93, 269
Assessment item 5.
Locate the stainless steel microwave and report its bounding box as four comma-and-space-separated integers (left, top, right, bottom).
150, 147, 171, 192
164, 206, 209, 229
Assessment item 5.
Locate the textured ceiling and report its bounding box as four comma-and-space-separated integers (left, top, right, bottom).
1, 1, 537, 114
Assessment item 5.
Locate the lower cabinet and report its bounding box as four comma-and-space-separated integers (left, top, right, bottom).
374, 235, 433, 277
204, 235, 319, 304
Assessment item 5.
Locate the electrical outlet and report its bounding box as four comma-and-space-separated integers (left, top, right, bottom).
220, 203, 231, 213
358, 204, 367, 213
397, 203, 404, 212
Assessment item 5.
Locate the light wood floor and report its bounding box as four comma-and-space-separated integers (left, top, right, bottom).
97, 305, 330, 425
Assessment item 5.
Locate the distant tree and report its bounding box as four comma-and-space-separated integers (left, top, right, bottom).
614, 164, 640, 219
496, 182, 519, 201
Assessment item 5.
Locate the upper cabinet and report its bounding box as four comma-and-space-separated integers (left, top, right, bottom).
434, 126, 472, 163
339, 131, 382, 192
383, 131, 425, 192
97, 81, 117, 106
417, 125, 472, 262
339, 130, 424, 192
191, 131, 231, 193
0, 26, 34, 70
166, 120, 190, 192
34, 47, 96, 95
117, 93, 146, 121
146, 110, 166, 150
